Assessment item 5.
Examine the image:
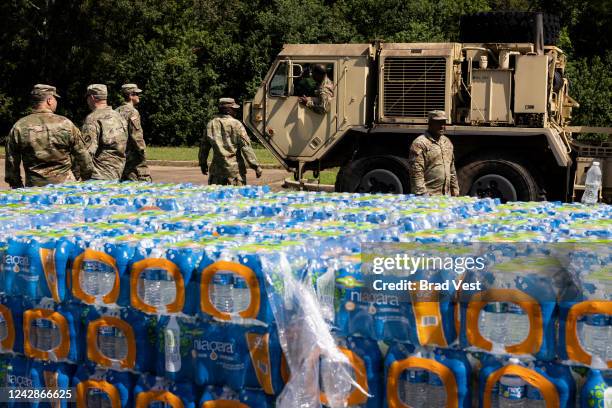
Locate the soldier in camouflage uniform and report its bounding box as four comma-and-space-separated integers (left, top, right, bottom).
408, 110, 460, 196
82, 84, 129, 180
116, 83, 151, 182
199, 98, 263, 186
298, 64, 334, 114
5, 84, 93, 188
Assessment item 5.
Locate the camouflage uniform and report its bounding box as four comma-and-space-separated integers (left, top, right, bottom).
409, 131, 459, 196
5, 85, 93, 188
199, 109, 261, 186
304, 77, 334, 114
82, 84, 128, 180
116, 95, 151, 181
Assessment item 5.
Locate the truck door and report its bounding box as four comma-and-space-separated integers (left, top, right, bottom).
263, 59, 338, 159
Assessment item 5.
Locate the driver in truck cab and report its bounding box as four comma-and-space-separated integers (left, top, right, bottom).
408, 110, 460, 197
298, 64, 334, 114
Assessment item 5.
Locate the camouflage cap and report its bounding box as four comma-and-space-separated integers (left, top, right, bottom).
31, 84, 60, 98
121, 83, 142, 95
86, 84, 108, 98
428, 110, 448, 121
219, 97, 240, 109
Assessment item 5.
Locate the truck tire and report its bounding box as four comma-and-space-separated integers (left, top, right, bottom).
335, 156, 411, 194
457, 154, 541, 202
459, 12, 560, 45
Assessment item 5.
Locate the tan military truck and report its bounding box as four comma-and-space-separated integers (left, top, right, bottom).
244, 14, 611, 202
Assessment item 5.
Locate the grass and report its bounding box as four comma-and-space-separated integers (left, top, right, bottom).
303, 169, 339, 185
147, 146, 279, 165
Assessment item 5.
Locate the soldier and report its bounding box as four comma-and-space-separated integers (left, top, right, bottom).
116, 83, 151, 182
199, 98, 263, 186
298, 64, 334, 114
82, 84, 128, 180
408, 110, 460, 196
5, 84, 93, 188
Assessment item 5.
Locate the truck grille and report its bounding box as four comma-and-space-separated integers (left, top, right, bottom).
383, 57, 446, 118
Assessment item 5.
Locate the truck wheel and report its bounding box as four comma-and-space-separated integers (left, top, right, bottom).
458, 155, 541, 202
335, 156, 411, 194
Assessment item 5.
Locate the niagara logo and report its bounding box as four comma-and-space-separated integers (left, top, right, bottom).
350, 290, 399, 306
4, 255, 29, 273
194, 339, 234, 361
7, 374, 33, 387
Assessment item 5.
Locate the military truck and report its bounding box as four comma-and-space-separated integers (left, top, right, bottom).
244, 13, 611, 202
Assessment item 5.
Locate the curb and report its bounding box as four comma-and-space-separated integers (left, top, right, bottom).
148, 160, 282, 169
0, 155, 283, 169
282, 177, 335, 192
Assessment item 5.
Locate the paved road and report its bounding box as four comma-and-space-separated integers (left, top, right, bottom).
0, 159, 292, 191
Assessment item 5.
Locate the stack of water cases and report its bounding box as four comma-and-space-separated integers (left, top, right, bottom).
0, 181, 608, 407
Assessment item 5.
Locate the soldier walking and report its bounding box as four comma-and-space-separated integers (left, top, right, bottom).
116, 83, 151, 182
199, 98, 262, 186
408, 110, 460, 196
5, 84, 93, 188
82, 84, 128, 180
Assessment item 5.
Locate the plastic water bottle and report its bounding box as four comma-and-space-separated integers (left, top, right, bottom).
232, 275, 251, 313
97, 326, 128, 361
400, 369, 428, 408
526, 385, 545, 408
164, 316, 181, 373
506, 303, 530, 345
80, 240, 115, 298
31, 318, 61, 352
581, 161, 602, 204
581, 314, 610, 362
139, 268, 177, 308
211, 272, 234, 313
428, 372, 447, 407
499, 375, 526, 408
479, 302, 508, 346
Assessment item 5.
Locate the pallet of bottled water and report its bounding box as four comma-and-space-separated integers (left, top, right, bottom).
0, 181, 610, 407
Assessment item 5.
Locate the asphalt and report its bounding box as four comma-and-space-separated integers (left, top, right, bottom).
0, 159, 292, 191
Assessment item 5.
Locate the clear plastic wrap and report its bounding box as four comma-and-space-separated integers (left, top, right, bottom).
260, 251, 367, 408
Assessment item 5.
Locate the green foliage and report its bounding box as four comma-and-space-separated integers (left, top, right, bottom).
566, 52, 612, 142
0, 0, 610, 145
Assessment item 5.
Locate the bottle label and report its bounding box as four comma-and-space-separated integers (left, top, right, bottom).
500, 383, 525, 400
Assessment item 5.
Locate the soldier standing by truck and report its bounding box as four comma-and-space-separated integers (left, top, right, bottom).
116, 83, 152, 182
199, 98, 263, 186
5, 84, 93, 188
408, 110, 460, 196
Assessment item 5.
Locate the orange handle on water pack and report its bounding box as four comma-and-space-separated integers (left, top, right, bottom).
72, 249, 120, 304
136, 390, 184, 408
200, 261, 260, 320
483, 365, 559, 408
76, 380, 121, 408
565, 300, 612, 368
23, 309, 70, 361
387, 356, 459, 408
466, 288, 543, 354
320, 348, 369, 406
0, 304, 15, 351
130, 258, 185, 314
86, 316, 136, 369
